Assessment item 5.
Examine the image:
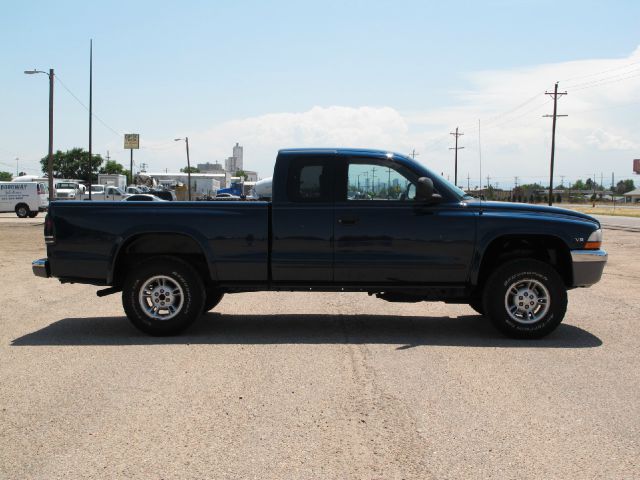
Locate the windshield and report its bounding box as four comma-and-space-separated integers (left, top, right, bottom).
394, 153, 473, 201
56, 183, 77, 189
436, 175, 475, 199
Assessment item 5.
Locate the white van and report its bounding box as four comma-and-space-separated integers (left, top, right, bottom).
0, 182, 49, 218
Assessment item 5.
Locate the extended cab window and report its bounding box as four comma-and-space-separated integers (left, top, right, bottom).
347, 161, 416, 201
287, 159, 333, 202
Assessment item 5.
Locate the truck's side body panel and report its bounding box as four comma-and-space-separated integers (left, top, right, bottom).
47, 201, 269, 284
333, 202, 477, 284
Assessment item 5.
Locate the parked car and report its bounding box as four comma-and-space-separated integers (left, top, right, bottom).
149, 190, 176, 201
124, 194, 166, 202
33, 148, 607, 338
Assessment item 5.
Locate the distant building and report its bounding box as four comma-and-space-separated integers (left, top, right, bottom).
197, 162, 225, 173
225, 142, 244, 173
242, 170, 258, 182
623, 188, 640, 203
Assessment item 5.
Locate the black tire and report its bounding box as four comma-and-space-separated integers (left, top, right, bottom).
204, 286, 224, 311
28, 212, 39, 218
122, 256, 205, 336
483, 259, 567, 339
15, 204, 30, 218
468, 297, 485, 315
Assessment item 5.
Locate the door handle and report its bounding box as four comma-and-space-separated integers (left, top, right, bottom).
338, 217, 358, 225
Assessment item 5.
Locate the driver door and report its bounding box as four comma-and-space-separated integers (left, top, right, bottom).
333, 157, 476, 284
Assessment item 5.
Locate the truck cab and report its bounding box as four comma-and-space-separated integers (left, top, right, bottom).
89, 185, 129, 201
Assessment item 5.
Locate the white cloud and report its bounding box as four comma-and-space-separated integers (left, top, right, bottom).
586, 128, 639, 151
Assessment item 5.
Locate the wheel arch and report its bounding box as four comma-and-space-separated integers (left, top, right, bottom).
109, 231, 218, 287
473, 234, 573, 290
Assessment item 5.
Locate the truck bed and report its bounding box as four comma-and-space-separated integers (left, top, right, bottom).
46, 200, 270, 285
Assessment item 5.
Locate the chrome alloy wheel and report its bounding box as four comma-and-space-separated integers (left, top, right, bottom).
504, 278, 550, 324
138, 275, 184, 321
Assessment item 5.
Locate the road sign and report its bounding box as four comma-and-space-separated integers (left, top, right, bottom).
124, 134, 140, 149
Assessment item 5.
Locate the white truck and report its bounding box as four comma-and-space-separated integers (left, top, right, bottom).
55, 181, 85, 200
97, 174, 127, 190
88, 184, 129, 201
0, 182, 49, 218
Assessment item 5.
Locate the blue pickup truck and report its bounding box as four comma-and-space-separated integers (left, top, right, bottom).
33, 148, 607, 338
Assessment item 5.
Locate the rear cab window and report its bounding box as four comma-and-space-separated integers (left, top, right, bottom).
286, 158, 334, 203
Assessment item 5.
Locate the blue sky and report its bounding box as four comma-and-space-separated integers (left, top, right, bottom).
2, 0, 639, 186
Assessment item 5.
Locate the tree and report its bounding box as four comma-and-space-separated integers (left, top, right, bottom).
100, 160, 127, 175
0, 171, 12, 181
572, 179, 585, 190
585, 178, 594, 190
234, 169, 248, 180
40, 148, 103, 183
180, 166, 200, 173
616, 179, 636, 194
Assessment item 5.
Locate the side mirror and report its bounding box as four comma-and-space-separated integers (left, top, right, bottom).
415, 177, 434, 202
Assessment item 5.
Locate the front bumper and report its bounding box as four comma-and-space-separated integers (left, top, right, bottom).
32, 258, 51, 278
571, 249, 607, 287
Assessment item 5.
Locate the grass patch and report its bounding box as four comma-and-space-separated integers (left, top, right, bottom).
565, 205, 640, 218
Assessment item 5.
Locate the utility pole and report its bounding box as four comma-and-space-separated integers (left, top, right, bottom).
449, 127, 464, 186
15, 158, 19, 176
560, 175, 565, 186
467, 173, 470, 191
543, 82, 568, 206
88, 39, 93, 200
371, 167, 377, 195
410, 149, 419, 160
105, 150, 111, 161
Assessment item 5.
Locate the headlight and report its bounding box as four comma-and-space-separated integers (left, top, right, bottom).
585, 229, 602, 249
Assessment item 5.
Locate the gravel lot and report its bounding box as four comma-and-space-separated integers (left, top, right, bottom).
0, 213, 638, 479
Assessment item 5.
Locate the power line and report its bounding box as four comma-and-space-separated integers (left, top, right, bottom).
54, 74, 121, 137
561, 60, 640, 84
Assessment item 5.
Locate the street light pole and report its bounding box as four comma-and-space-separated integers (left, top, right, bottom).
25, 68, 54, 201
174, 137, 191, 200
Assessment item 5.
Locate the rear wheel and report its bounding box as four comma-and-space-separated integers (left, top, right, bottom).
483, 259, 567, 339
15, 204, 30, 218
28, 212, 39, 218
122, 256, 205, 335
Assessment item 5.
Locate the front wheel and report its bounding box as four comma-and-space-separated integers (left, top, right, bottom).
483, 259, 567, 339
28, 212, 39, 218
122, 256, 205, 336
